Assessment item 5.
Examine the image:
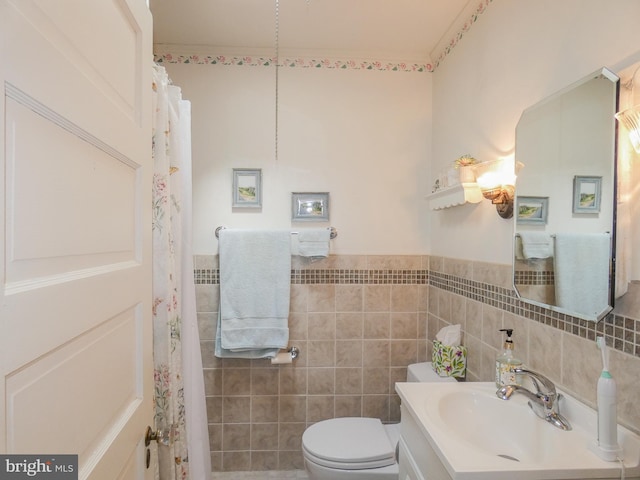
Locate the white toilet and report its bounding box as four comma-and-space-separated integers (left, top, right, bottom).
302, 362, 456, 480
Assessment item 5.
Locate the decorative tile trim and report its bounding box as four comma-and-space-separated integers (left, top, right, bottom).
429, 271, 639, 358
194, 268, 219, 285
291, 268, 427, 284
195, 268, 427, 285
195, 266, 638, 357
514, 270, 555, 285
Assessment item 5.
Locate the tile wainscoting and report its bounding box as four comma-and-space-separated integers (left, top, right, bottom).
194, 254, 640, 472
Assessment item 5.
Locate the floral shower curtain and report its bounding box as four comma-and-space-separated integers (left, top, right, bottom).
152, 64, 212, 480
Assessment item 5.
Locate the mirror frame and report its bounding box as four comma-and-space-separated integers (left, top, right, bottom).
512, 67, 620, 322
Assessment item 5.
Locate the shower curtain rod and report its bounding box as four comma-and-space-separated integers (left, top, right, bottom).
215, 225, 337, 239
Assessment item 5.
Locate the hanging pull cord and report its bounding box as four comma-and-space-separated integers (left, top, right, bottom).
274, 0, 279, 164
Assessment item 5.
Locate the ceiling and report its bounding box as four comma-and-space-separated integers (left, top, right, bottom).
150, 0, 474, 63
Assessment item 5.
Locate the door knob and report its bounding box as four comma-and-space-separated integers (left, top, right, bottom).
145, 426, 158, 447
145, 425, 175, 446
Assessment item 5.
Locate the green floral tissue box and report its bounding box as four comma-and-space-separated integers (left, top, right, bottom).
432, 339, 467, 378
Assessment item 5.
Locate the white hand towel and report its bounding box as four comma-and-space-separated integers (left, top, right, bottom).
518, 231, 553, 259
297, 228, 331, 259
554, 232, 610, 318
215, 229, 291, 359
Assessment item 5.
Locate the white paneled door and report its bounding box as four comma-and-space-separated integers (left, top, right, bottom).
0, 1, 153, 478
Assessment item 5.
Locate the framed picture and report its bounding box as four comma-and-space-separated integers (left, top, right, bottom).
573, 175, 602, 213
291, 192, 330, 222
516, 196, 549, 224
232, 168, 262, 208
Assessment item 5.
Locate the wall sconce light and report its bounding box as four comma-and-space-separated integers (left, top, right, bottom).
472, 158, 520, 219
615, 65, 640, 153
615, 107, 640, 153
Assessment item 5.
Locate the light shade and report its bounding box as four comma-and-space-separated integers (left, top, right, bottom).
615, 105, 640, 153
474, 158, 517, 190
472, 158, 520, 219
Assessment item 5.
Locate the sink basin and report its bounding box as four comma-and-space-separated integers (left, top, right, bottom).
396, 381, 640, 479
436, 386, 558, 464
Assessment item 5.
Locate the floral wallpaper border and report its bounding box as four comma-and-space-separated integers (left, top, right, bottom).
153, 53, 432, 73
430, 0, 493, 70
154, 0, 493, 73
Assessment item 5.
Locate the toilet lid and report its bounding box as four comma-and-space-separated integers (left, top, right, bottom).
302, 417, 396, 470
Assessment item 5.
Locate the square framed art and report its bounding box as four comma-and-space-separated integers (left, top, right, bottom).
573, 175, 601, 213
516, 196, 549, 224
232, 168, 262, 208
291, 192, 329, 221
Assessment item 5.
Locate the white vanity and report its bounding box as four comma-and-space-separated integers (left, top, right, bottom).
396, 382, 640, 480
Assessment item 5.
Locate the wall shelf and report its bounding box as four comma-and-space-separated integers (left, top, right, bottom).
427, 183, 482, 210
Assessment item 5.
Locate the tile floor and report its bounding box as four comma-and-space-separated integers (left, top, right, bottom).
211, 471, 308, 479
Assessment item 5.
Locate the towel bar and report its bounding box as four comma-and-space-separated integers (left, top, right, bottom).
215, 226, 337, 239
516, 231, 610, 238
549, 232, 610, 238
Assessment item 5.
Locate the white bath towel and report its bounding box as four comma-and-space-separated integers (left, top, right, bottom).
297, 228, 331, 259
518, 232, 554, 259
215, 229, 291, 358
554, 232, 610, 318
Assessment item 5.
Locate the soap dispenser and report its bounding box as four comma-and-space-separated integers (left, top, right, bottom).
495, 328, 522, 388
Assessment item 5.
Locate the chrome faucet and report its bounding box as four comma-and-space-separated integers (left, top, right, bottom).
496, 367, 572, 431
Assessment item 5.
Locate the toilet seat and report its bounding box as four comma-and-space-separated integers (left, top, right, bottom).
302, 417, 396, 470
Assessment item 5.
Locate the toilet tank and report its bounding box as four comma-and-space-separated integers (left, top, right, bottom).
407, 362, 457, 383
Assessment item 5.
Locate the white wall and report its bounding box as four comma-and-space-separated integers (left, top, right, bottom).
430, 0, 640, 270
162, 0, 640, 274
162, 63, 432, 255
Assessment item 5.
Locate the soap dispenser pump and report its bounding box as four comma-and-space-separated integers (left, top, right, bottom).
495, 328, 522, 388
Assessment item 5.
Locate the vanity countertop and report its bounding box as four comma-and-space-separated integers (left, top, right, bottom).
396, 381, 640, 480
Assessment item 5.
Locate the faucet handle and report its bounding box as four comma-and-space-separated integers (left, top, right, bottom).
512, 367, 557, 395
528, 375, 543, 393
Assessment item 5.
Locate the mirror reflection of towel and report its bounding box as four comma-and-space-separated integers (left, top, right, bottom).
554, 233, 610, 318
518, 232, 553, 259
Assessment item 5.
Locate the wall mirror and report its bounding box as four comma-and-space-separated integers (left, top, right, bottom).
513, 67, 619, 322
